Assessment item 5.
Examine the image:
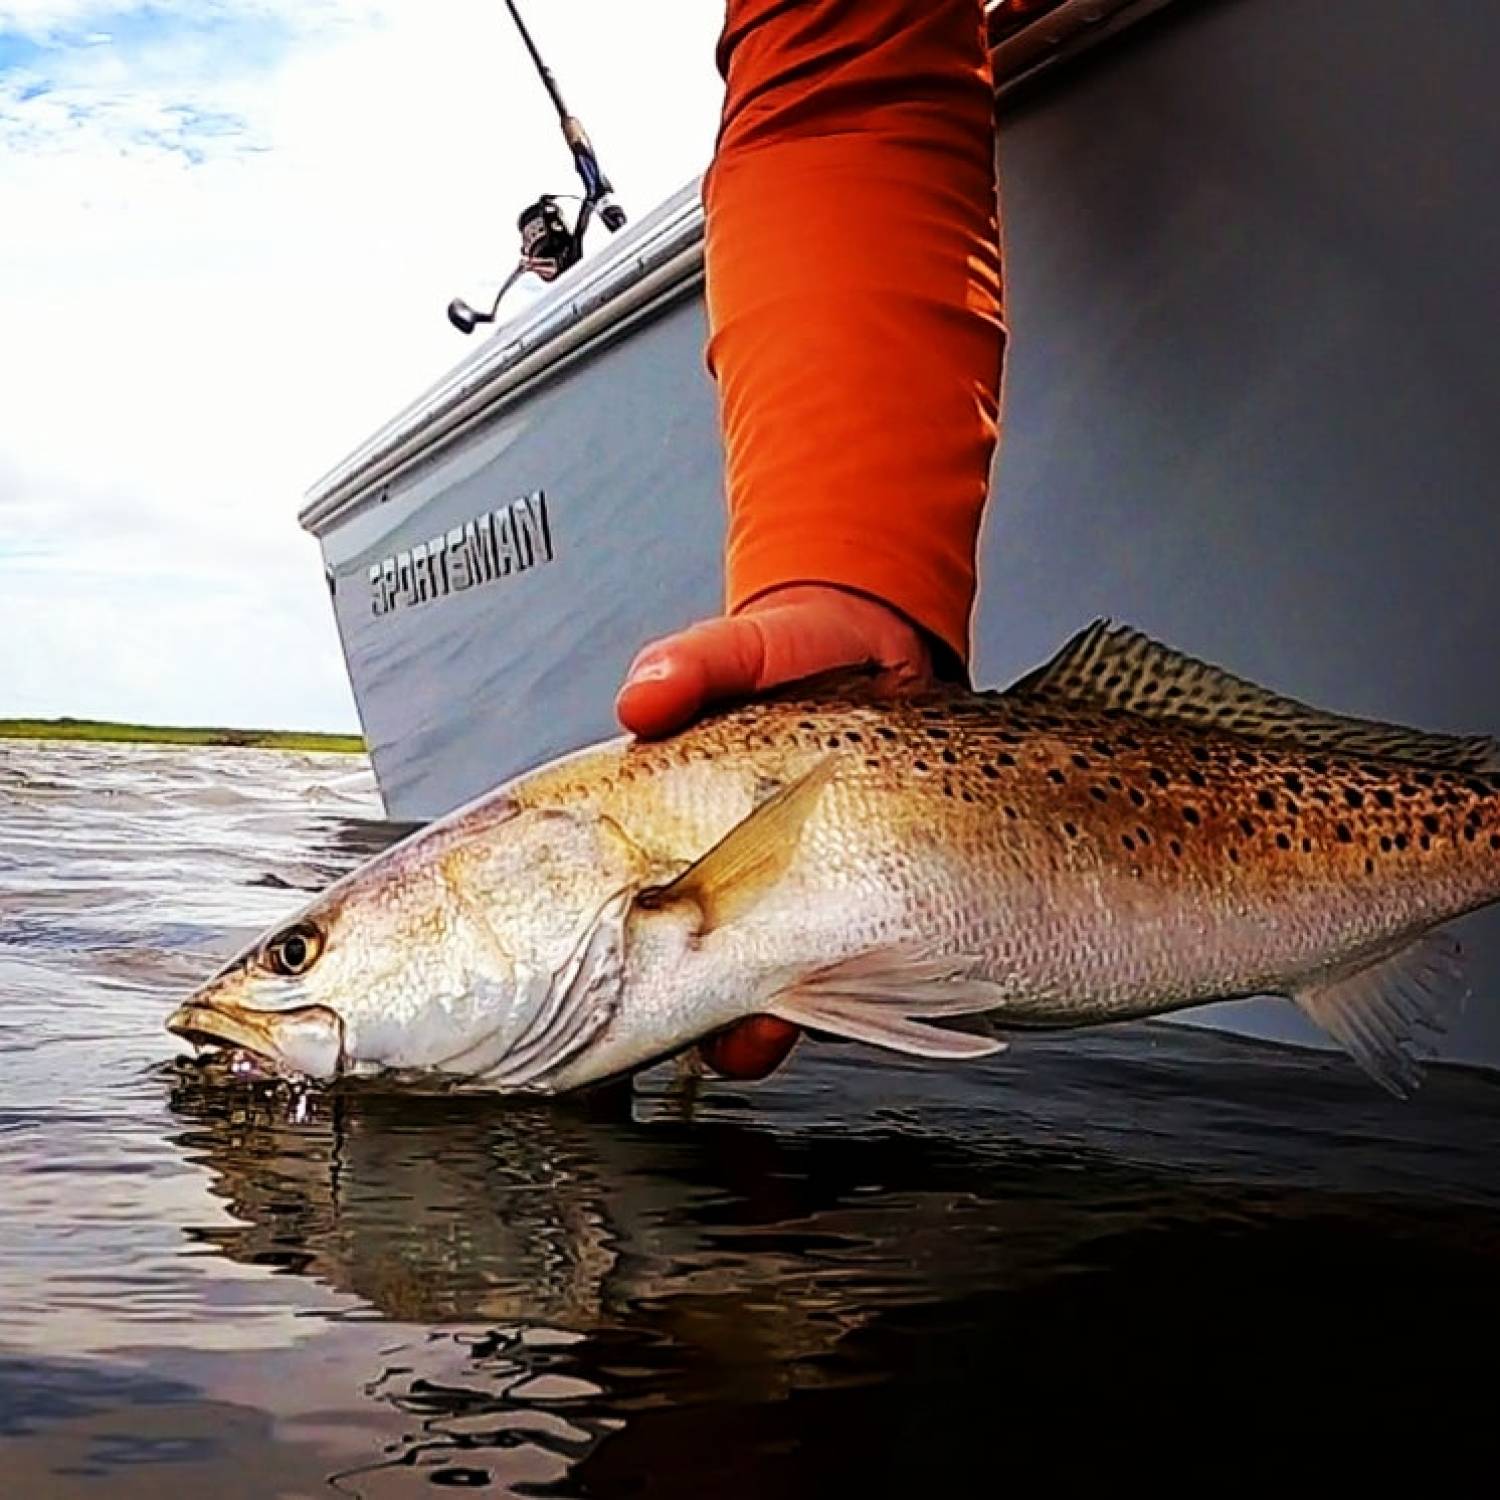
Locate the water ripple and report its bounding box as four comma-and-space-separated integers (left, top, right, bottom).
1, 741, 1498, 1494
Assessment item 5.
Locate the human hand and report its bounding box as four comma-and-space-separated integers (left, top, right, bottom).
616, 584, 936, 1079
616, 584, 933, 738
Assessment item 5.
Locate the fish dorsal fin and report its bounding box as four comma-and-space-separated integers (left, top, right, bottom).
640, 757, 837, 934
1010, 620, 1500, 772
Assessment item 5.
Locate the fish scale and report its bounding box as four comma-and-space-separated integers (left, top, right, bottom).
540, 689, 1498, 1024
167, 623, 1500, 1098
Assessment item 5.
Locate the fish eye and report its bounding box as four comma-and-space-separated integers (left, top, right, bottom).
263, 921, 323, 977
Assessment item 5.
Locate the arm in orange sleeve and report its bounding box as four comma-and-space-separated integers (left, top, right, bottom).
706, 0, 1005, 674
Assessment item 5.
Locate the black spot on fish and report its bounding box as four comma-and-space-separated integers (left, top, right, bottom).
1191, 745, 1210, 763
1275, 833, 1291, 850
1137, 827, 1151, 845
997, 751, 1017, 767
1047, 768, 1066, 785
925, 726, 949, 739
1301, 837, 1312, 853
1336, 823, 1353, 843
1149, 767, 1169, 787
1108, 775, 1124, 791
1394, 833, 1408, 851
1182, 807, 1201, 826
1063, 821, 1078, 838
1090, 786, 1109, 802
826, 736, 842, 750
1283, 773, 1305, 795
1422, 813, 1441, 834
1169, 839, 1182, 858
1365, 856, 1375, 874
1071, 753, 1090, 770
1004, 805, 1019, 820
1306, 757, 1328, 774
1188, 768, 1207, 789
1122, 834, 1136, 852
981, 763, 1000, 780
1344, 788, 1364, 809
1380, 835, 1392, 853
877, 726, 896, 741
1090, 739, 1115, 759
1228, 847, 1240, 864
914, 759, 928, 772
1414, 770, 1436, 788
1375, 789, 1395, 810
942, 748, 958, 765
1256, 789, 1276, 810
844, 731, 862, 745
1128, 788, 1146, 807
1239, 817, 1255, 837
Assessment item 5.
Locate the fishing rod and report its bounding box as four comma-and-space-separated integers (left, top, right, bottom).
447, 0, 628, 335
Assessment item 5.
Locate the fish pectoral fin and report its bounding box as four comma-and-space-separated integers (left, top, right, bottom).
1289, 929, 1470, 1098
1011, 620, 1500, 772
640, 757, 837, 935
766, 947, 1008, 1062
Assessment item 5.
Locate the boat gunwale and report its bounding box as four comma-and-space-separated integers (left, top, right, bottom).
298, 0, 1182, 536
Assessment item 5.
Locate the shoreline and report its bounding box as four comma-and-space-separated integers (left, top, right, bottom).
0, 719, 365, 754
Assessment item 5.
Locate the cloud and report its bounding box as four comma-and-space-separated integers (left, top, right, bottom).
0, 2, 724, 730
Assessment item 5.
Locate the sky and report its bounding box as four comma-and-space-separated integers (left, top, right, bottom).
0, 1, 726, 731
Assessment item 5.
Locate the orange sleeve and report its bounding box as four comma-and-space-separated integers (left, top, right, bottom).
705, 0, 1004, 669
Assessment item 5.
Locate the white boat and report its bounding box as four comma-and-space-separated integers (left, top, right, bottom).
299, 0, 1500, 1068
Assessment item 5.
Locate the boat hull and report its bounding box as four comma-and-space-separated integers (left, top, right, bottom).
303, 0, 1500, 1067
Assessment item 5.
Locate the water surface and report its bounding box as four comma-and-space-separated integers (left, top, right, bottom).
3, 741, 1497, 1493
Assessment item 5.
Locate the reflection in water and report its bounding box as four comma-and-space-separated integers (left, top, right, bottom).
6, 742, 1500, 1495
164, 1036, 1500, 1495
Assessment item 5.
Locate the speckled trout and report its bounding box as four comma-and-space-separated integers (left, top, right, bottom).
167, 623, 1500, 1096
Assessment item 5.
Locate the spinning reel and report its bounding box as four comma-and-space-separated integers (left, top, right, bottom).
447, 0, 628, 335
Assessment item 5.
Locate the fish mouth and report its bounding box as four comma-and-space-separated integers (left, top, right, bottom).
167, 1000, 273, 1054
166, 999, 345, 1078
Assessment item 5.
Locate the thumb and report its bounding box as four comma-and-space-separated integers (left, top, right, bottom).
615, 615, 769, 739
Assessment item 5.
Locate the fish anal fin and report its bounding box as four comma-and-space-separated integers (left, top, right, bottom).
1290, 930, 1470, 1097
641, 757, 836, 935
1010, 620, 1500, 773
767, 946, 1007, 1062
